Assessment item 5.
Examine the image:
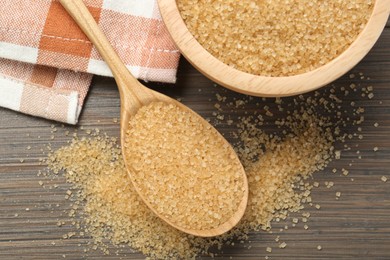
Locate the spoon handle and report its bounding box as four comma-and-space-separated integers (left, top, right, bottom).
59, 0, 140, 94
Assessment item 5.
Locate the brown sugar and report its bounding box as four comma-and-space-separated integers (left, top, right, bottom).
45, 74, 378, 258
123, 101, 245, 231
47, 137, 203, 259
236, 112, 334, 231
46, 110, 335, 258
177, 0, 373, 76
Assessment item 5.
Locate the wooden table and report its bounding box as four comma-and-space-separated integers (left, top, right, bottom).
1, 20, 389, 260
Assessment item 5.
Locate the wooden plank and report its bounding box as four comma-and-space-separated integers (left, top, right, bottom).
0, 19, 389, 260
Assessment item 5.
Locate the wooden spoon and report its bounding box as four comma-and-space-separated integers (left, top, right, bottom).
158, 0, 390, 97
59, 0, 248, 237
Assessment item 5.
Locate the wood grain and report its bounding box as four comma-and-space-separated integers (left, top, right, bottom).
0, 19, 389, 260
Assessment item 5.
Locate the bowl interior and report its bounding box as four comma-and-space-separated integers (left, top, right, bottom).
158, 0, 390, 97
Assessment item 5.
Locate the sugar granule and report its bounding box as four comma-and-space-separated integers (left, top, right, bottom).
279, 242, 287, 249
124, 102, 245, 231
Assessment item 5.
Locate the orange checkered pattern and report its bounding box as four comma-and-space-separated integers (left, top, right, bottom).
0, 0, 180, 124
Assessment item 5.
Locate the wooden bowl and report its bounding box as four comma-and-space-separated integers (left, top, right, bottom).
158, 0, 390, 97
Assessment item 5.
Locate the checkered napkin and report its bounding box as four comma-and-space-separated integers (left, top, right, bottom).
0, 0, 180, 124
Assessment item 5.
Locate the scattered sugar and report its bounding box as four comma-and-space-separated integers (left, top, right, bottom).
47, 137, 203, 258
46, 115, 334, 258
44, 74, 379, 258
241, 116, 333, 231
177, 0, 373, 76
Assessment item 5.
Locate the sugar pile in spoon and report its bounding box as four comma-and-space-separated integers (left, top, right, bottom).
123, 101, 246, 231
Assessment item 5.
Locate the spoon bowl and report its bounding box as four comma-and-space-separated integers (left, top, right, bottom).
60, 0, 248, 237
158, 0, 390, 97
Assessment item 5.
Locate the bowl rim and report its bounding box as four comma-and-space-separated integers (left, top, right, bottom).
158, 0, 390, 97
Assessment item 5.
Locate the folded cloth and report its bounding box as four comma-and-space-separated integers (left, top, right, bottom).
0, 0, 180, 124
